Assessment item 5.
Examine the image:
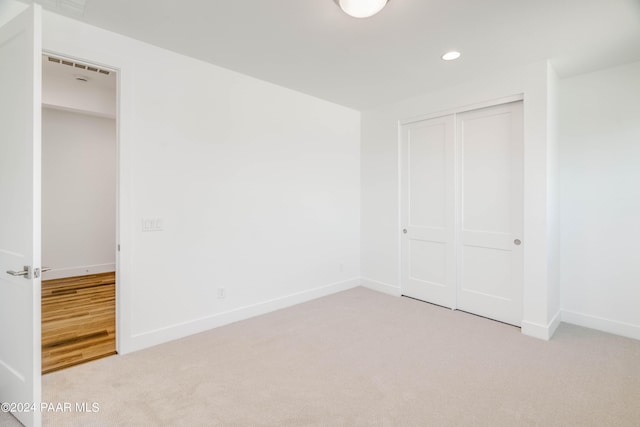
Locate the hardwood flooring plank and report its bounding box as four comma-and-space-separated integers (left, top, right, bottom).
42, 272, 116, 374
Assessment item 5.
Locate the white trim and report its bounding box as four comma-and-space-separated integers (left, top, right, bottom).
42, 102, 116, 119
399, 94, 524, 126
548, 310, 562, 338
41, 263, 115, 280
113, 57, 126, 358
360, 277, 401, 296
562, 310, 640, 341
452, 107, 461, 312
124, 278, 361, 353
521, 310, 561, 340
396, 120, 403, 297
41, 48, 119, 73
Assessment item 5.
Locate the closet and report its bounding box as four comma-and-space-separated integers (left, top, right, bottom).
40, 54, 118, 372
400, 101, 523, 326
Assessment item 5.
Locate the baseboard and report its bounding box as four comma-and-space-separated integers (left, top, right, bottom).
42, 263, 115, 280
360, 277, 401, 297
548, 310, 562, 338
562, 310, 640, 341
521, 310, 561, 341
122, 277, 360, 354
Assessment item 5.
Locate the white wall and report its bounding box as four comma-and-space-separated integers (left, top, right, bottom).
360, 61, 560, 339
42, 69, 116, 118
41, 108, 116, 279
42, 12, 361, 353
559, 61, 640, 340
546, 66, 562, 325
0, 0, 25, 27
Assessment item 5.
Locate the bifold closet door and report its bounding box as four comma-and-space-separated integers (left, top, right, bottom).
400, 115, 456, 308
456, 101, 523, 326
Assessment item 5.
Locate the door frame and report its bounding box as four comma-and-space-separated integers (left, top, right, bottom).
41, 49, 123, 354
397, 94, 524, 314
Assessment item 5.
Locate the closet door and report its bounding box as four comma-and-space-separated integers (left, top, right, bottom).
456, 101, 523, 326
400, 115, 456, 308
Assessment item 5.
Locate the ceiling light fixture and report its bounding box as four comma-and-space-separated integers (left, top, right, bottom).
442, 51, 461, 61
335, 0, 389, 18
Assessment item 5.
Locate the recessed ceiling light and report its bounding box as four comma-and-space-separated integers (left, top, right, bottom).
442, 51, 461, 61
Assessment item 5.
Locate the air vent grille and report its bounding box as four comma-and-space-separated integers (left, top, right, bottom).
47, 56, 111, 76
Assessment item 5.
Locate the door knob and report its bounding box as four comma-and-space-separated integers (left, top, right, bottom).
402, 229, 408, 234
514, 239, 522, 246
6, 266, 31, 279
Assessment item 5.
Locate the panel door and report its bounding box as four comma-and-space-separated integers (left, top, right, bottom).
456, 101, 523, 326
0, 5, 42, 427
400, 115, 456, 308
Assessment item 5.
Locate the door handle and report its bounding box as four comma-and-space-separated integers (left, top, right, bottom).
6, 266, 31, 278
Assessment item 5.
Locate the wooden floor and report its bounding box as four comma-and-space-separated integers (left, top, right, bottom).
42, 272, 116, 374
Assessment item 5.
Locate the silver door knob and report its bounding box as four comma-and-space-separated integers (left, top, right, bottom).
6, 266, 31, 278
402, 229, 407, 234
514, 239, 522, 246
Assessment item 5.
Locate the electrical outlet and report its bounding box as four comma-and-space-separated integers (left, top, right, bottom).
217, 287, 226, 299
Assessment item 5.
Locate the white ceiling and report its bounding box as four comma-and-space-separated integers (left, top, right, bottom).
33, 0, 640, 110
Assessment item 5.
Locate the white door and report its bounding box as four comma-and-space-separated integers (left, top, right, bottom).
456, 101, 523, 326
400, 115, 456, 308
0, 5, 42, 427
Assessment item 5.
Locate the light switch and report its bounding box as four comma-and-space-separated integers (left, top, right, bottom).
142, 217, 164, 232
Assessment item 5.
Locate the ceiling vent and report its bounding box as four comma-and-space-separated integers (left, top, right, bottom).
47, 56, 111, 75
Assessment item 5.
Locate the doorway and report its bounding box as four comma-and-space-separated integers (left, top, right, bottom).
40, 53, 118, 372
400, 100, 524, 326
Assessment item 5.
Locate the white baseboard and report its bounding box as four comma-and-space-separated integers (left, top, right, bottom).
360, 277, 401, 297
548, 310, 562, 338
42, 263, 115, 280
122, 277, 360, 354
562, 310, 640, 341
521, 310, 561, 341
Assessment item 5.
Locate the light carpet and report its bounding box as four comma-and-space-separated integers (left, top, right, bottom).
5, 287, 640, 426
